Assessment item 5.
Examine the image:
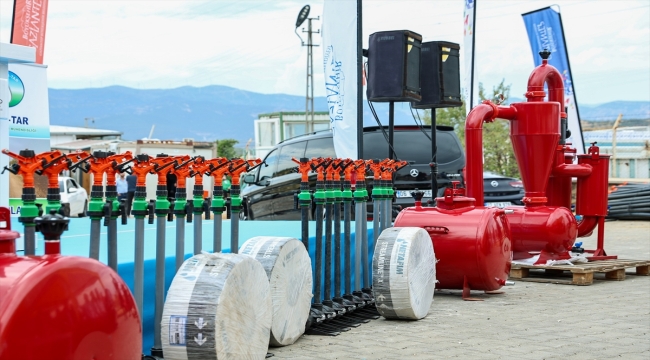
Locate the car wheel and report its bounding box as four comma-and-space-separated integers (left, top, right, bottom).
61, 203, 71, 217
78, 200, 88, 217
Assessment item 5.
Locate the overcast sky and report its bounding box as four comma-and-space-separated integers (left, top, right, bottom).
1, 0, 648, 105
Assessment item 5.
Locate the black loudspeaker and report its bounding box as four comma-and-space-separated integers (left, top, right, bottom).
413, 41, 462, 109
367, 30, 422, 102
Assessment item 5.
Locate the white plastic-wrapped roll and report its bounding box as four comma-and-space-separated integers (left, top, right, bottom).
372, 227, 436, 320
240, 236, 312, 347
161, 252, 272, 360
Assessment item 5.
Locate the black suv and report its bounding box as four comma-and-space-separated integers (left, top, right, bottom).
241, 125, 465, 220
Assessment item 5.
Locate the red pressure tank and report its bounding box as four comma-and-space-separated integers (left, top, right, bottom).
394, 184, 512, 293
0, 208, 142, 360
506, 205, 577, 260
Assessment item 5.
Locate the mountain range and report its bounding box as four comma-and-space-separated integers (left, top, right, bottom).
48, 85, 649, 144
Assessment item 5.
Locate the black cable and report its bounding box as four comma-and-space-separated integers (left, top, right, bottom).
409, 103, 432, 141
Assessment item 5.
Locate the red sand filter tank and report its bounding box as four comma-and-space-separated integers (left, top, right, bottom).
0, 208, 142, 360
394, 183, 512, 297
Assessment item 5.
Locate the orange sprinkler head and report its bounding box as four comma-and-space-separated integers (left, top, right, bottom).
1, 149, 61, 188
190, 156, 212, 185
353, 159, 367, 182
368, 159, 385, 180
311, 157, 331, 182
131, 154, 158, 187
292, 157, 312, 182
342, 159, 356, 182
104, 152, 134, 185
170, 157, 196, 189
325, 160, 340, 181
228, 159, 263, 186
206, 158, 231, 186
37, 153, 71, 188
151, 154, 182, 185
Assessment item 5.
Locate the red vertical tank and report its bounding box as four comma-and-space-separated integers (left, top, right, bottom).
394, 184, 512, 292
0, 209, 142, 359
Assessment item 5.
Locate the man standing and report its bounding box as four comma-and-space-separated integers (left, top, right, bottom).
116, 172, 128, 203
126, 173, 137, 217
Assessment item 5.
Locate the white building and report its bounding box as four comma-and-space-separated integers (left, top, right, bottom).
583, 126, 650, 179
254, 111, 330, 159
50, 125, 122, 147
50, 126, 217, 200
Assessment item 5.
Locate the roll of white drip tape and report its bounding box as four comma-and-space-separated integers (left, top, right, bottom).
240, 236, 313, 346
162, 252, 272, 360
372, 227, 436, 320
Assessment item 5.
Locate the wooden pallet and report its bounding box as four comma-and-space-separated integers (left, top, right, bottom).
509, 259, 650, 286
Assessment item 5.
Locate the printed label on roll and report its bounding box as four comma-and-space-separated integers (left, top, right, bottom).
240, 236, 312, 347
372, 227, 436, 320
162, 253, 272, 360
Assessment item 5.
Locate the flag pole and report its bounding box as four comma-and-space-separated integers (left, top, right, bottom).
469, 0, 477, 112
555, 6, 585, 153
357, 0, 363, 160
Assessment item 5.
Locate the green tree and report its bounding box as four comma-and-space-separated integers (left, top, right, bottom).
479, 81, 520, 178
422, 79, 520, 178
216, 139, 239, 159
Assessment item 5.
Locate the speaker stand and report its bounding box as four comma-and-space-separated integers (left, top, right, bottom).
388, 101, 395, 159
429, 108, 438, 203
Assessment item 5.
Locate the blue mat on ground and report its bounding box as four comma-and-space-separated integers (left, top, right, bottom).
11, 217, 376, 354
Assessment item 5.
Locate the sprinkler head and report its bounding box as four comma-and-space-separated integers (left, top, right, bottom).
93, 150, 108, 159
19, 149, 35, 158
137, 154, 150, 162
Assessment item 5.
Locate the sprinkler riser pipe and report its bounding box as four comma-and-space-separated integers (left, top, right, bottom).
175, 217, 185, 271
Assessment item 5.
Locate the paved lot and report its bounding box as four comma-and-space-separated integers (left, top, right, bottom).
272, 220, 650, 359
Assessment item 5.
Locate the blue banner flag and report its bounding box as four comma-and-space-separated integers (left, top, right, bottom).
522, 7, 585, 153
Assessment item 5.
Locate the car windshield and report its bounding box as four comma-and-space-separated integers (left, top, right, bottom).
363, 130, 461, 164
58, 180, 65, 192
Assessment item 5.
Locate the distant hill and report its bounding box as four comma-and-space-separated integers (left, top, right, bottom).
48, 85, 419, 144
48, 86, 649, 144
508, 97, 649, 121
578, 101, 650, 121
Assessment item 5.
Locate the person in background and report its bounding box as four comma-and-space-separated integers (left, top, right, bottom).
116, 172, 128, 204
166, 173, 177, 201
126, 173, 137, 217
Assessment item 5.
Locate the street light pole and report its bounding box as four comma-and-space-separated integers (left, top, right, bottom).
295, 5, 319, 134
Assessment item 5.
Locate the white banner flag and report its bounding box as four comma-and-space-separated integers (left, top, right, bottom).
322, 0, 358, 160
463, 0, 477, 116
5, 63, 51, 215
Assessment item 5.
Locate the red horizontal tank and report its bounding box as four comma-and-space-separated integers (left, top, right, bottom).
0, 208, 142, 360
505, 205, 577, 260
394, 185, 512, 292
